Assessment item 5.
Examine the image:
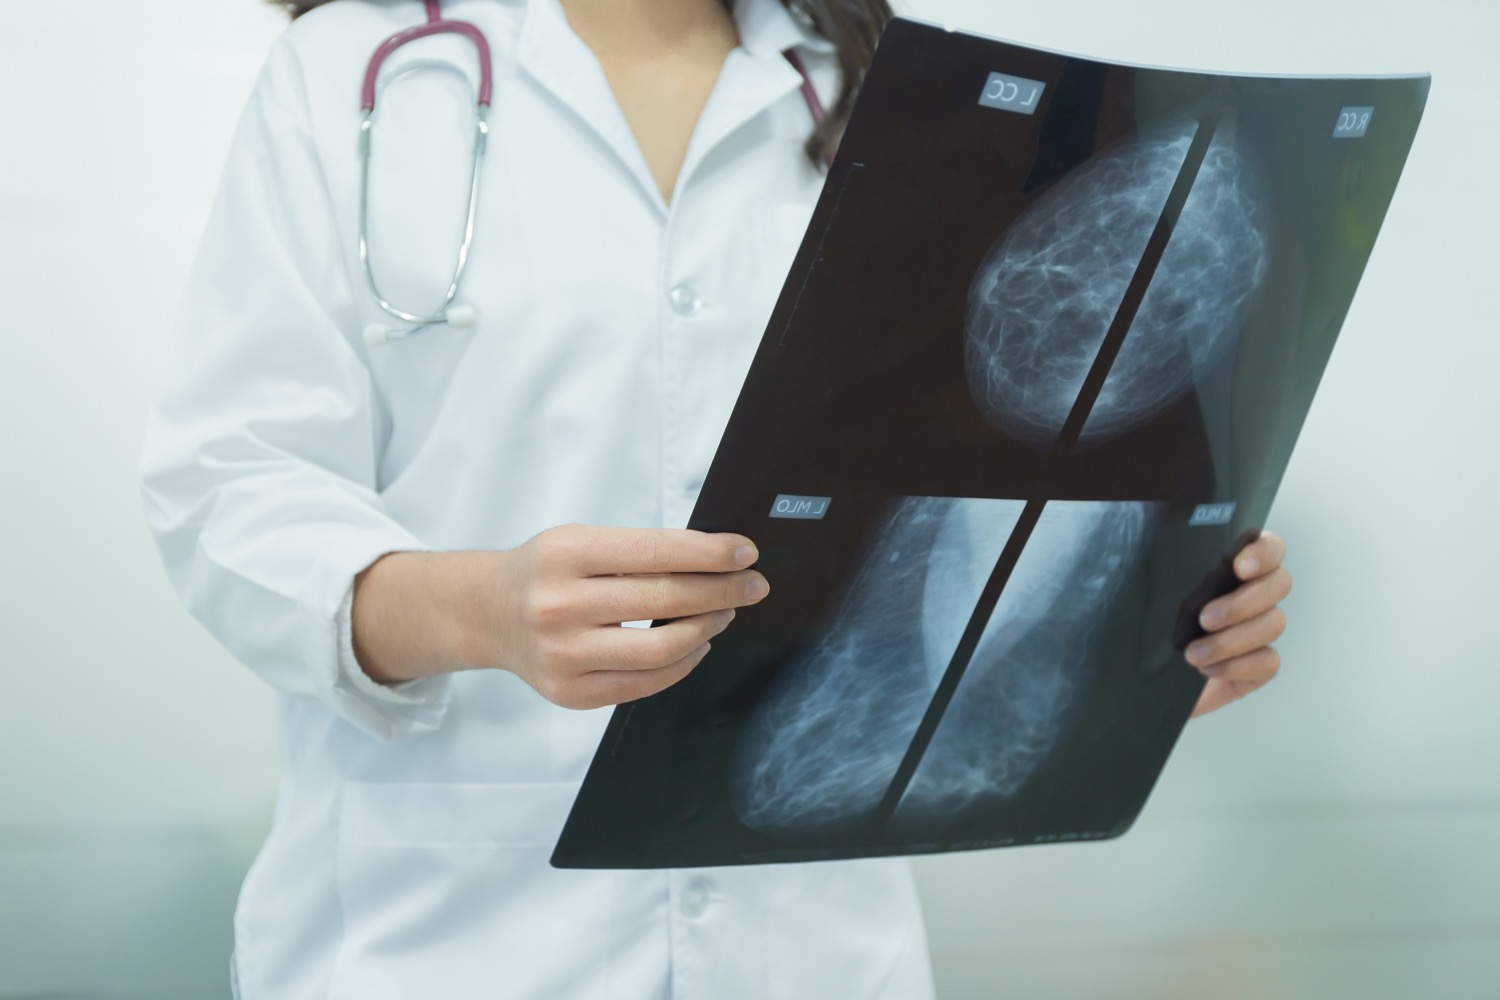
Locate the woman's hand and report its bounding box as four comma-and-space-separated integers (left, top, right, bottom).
1185, 531, 1292, 718
476, 525, 769, 708
353, 525, 769, 709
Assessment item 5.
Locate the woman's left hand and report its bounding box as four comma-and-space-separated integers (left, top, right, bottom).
1185, 531, 1292, 718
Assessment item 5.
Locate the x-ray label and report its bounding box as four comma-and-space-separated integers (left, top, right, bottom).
770, 495, 832, 519
979, 72, 1046, 115
1333, 107, 1374, 138
1189, 502, 1237, 526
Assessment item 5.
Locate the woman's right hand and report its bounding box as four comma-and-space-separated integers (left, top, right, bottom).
352, 525, 769, 709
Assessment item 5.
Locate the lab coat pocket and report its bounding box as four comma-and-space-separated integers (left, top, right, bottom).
330, 781, 614, 1000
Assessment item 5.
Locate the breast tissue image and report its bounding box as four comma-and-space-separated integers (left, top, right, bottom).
965, 118, 1272, 452
890, 500, 1154, 831
727, 117, 1268, 842
729, 497, 1154, 839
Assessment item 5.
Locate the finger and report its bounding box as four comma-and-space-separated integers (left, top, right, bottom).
584, 570, 768, 625
580, 609, 735, 672
552, 643, 715, 710
559, 526, 758, 577
1184, 607, 1286, 669
1198, 566, 1292, 631
1190, 647, 1281, 718
1233, 531, 1286, 581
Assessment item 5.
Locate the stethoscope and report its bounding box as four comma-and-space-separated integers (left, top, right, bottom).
360, 0, 828, 347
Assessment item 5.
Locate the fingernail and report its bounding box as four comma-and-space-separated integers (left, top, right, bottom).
1198, 663, 1225, 678
1185, 641, 1211, 666
1236, 556, 1260, 578
717, 609, 736, 628
1199, 606, 1226, 630
734, 545, 758, 568
745, 576, 769, 600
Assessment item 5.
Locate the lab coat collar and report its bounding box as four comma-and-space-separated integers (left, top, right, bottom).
516, 0, 660, 210
516, 0, 831, 214
678, 0, 834, 197
673, 50, 811, 199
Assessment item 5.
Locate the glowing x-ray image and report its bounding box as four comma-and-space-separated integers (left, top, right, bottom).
731, 497, 1024, 837
965, 120, 1271, 451
552, 20, 1428, 870
732, 499, 1152, 838
893, 501, 1154, 828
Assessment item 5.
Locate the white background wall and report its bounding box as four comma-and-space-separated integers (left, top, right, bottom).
0, 0, 1494, 997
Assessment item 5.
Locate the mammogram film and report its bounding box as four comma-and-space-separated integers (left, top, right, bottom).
731, 498, 1152, 838
552, 20, 1429, 869
965, 120, 1271, 451
892, 500, 1154, 829
731, 497, 1024, 836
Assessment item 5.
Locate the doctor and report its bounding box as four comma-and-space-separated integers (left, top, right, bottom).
139, 0, 1294, 997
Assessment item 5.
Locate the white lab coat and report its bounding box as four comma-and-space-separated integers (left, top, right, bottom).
139, 0, 935, 997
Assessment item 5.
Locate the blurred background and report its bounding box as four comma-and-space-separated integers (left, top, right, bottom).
0, 0, 1494, 997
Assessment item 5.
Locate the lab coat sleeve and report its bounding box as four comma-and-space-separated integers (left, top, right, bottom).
139, 47, 451, 742
334, 583, 440, 707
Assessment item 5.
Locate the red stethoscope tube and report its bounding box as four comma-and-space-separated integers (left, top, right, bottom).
362, 0, 494, 113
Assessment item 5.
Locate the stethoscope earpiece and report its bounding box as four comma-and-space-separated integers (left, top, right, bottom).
445, 304, 478, 328
362, 303, 479, 348
363, 323, 400, 348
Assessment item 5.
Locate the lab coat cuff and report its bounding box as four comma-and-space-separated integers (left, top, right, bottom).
298, 535, 452, 743
334, 582, 448, 708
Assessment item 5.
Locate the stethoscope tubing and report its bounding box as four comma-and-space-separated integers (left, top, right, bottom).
358, 59, 488, 334
359, 1, 494, 342
358, 0, 826, 346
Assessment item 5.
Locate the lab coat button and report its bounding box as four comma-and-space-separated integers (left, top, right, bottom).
679, 877, 712, 919
668, 284, 703, 317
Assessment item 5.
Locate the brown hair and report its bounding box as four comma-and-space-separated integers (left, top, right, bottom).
267, 0, 891, 164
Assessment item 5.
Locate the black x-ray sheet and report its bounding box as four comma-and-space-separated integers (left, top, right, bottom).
553, 19, 1429, 869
